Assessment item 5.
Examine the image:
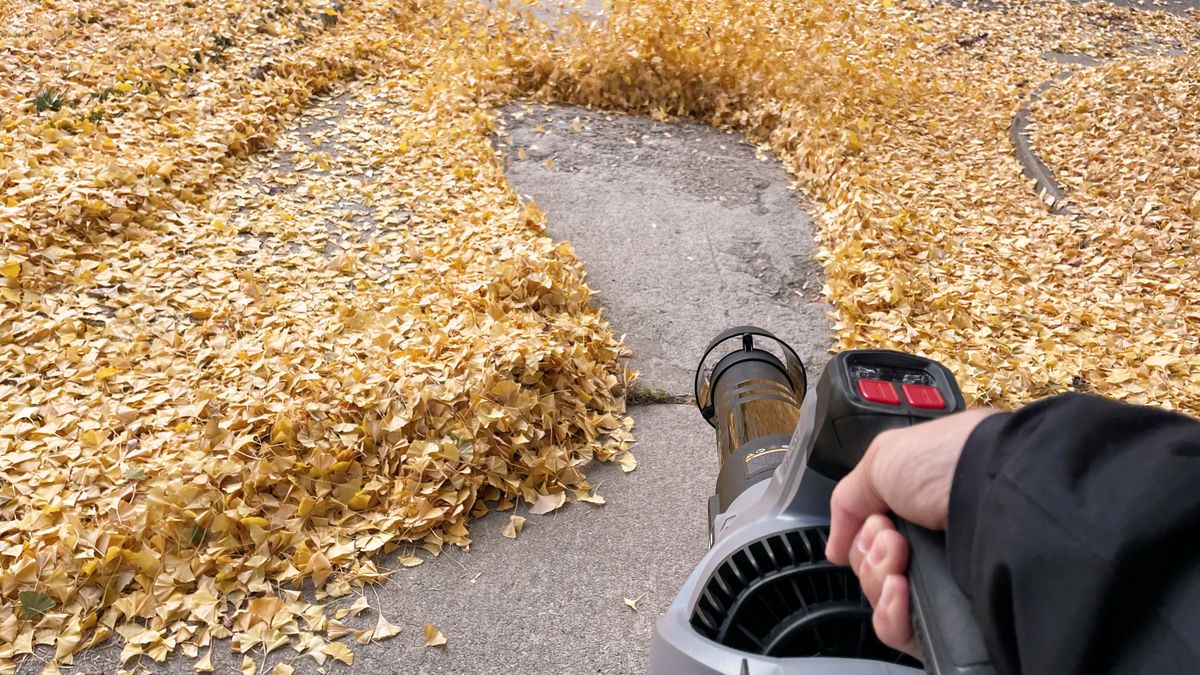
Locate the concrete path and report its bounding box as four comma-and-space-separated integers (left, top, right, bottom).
496, 103, 832, 397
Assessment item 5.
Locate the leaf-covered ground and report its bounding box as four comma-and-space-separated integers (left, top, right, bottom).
2, 0, 1197, 671
1030, 55, 1200, 401
2, 1, 632, 670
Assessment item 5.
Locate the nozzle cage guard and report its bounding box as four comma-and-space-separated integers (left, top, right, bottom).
694, 326, 808, 428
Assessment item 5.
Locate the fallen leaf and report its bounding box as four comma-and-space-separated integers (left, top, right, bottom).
623, 592, 648, 612
321, 642, 355, 665
357, 613, 402, 643
1145, 354, 1181, 368
19, 591, 54, 619
194, 649, 215, 672
619, 452, 638, 473
334, 595, 370, 620
528, 492, 566, 515
501, 515, 527, 539
1, 259, 22, 280
423, 624, 447, 647
326, 620, 355, 640
578, 491, 606, 505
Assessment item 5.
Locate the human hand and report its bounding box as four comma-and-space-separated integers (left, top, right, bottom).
826, 409, 999, 656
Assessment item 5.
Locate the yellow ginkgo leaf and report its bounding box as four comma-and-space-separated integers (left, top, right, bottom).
321, 642, 354, 665
422, 624, 447, 648
1, 259, 21, 280
501, 515, 526, 539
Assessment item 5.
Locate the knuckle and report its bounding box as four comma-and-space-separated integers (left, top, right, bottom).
829, 479, 848, 506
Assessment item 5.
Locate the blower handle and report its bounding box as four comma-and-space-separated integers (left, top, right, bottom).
777, 347, 993, 671
896, 519, 997, 675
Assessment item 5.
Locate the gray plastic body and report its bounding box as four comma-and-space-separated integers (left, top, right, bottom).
649, 393, 923, 675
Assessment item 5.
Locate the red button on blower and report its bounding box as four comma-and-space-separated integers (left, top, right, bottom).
903, 383, 946, 409
858, 379, 901, 405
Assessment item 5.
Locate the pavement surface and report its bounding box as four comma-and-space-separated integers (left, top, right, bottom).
496, 104, 833, 397
57, 101, 831, 675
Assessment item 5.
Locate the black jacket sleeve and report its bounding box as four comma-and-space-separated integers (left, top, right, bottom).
947, 393, 1200, 675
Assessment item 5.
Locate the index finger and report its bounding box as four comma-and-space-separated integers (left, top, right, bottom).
826, 460, 887, 565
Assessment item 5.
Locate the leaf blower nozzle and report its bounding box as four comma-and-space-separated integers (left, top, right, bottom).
694, 326, 807, 523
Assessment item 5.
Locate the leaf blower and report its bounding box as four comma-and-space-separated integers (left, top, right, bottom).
650, 326, 997, 675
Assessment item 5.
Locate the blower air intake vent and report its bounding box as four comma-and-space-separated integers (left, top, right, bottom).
690, 526, 920, 665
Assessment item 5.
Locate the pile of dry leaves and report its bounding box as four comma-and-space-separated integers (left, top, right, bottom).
2, 0, 1198, 671
2, 1, 630, 671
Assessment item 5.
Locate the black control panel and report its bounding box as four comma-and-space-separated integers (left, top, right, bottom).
806, 350, 966, 481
